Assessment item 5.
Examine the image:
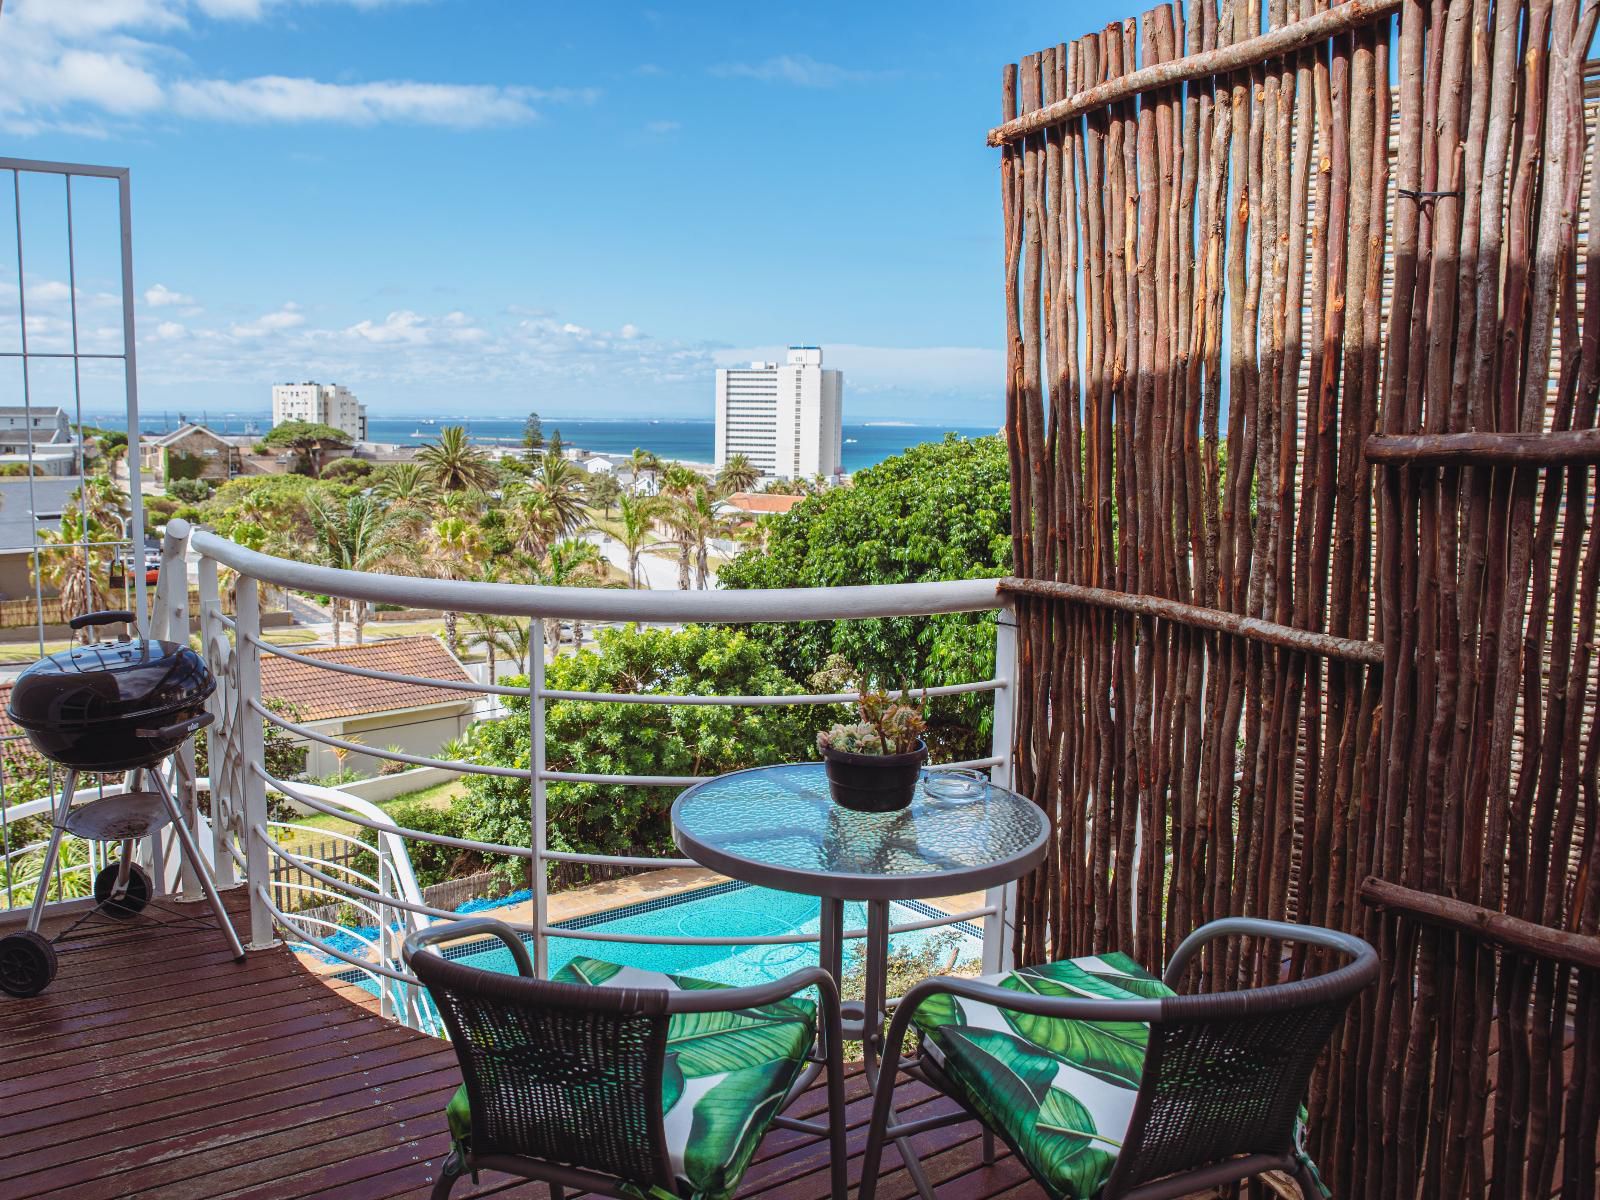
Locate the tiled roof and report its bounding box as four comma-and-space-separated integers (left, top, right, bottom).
723, 492, 802, 514
261, 635, 477, 722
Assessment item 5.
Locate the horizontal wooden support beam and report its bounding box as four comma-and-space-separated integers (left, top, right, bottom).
998, 578, 1384, 664
1365, 429, 1600, 466
987, 0, 1402, 146
1360, 877, 1600, 971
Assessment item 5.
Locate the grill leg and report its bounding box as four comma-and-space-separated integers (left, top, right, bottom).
148, 770, 246, 962
25, 771, 77, 935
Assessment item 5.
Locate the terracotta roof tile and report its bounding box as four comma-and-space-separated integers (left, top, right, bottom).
261, 635, 477, 722
724, 492, 802, 514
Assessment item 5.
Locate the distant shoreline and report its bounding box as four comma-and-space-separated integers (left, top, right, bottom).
89, 412, 1000, 476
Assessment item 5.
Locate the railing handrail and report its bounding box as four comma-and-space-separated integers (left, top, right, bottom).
184, 523, 1005, 622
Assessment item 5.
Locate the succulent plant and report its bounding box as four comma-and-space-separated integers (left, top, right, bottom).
812, 654, 927, 756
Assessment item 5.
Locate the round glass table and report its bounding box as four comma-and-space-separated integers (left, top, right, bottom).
671, 762, 1049, 1082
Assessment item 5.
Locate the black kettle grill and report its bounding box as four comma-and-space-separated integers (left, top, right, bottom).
0, 610, 245, 998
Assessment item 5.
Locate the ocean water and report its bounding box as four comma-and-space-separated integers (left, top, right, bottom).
103, 412, 999, 475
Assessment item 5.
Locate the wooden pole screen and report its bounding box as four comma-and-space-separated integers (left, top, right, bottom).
995, 0, 1600, 1194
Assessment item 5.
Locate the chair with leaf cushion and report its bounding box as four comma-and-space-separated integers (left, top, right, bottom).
403, 918, 847, 1200
859, 917, 1376, 1200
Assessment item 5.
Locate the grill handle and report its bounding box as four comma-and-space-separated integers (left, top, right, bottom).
134, 711, 216, 741
70, 610, 137, 632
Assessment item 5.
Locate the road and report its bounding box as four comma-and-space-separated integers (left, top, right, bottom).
585, 531, 719, 591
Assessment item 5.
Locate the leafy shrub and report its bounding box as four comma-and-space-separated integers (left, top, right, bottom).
453, 624, 827, 884
719, 435, 1011, 761
384, 800, 485, 889
322, 457, 373, 482
166, 476, 212, 503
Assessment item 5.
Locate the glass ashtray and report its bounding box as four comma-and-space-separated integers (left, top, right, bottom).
922, 767, 989, 803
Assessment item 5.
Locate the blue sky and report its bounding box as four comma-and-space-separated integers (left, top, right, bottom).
0, 1, 1117, 420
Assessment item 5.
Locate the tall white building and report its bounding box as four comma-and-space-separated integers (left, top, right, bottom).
714, 347, 843, 481
271, 382, 368, 441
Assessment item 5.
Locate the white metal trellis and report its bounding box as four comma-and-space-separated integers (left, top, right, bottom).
0, 158, 149, 910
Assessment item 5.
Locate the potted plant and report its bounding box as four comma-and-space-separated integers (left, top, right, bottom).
812, 656, 928, 812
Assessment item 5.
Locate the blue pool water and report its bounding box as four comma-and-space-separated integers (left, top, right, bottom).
341, 882, 981, 991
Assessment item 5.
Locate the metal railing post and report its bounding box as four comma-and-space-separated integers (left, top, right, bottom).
157, 527, 201, 898
984, 603, 1020, 975
530, 639, 550, 978
196, 553, 236, 889
235, 577, 278, 949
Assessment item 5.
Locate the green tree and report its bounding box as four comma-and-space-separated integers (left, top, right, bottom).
452, 624, 825, 878
522, 411, 544, 461
261, 421, 352, 477
626, 447, 661, 493
616, 492, 660, 589
307, 492, 412, 644
719, 435, 1012, 760
417, 426, 496, 493
716, 453, 759, 495
426, 515, 483, 652
585, 471, 622, 517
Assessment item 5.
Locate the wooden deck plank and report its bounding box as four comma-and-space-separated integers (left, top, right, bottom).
0, 888, 1214, 1200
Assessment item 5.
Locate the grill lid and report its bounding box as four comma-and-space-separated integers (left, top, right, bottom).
7, 635, 216, 732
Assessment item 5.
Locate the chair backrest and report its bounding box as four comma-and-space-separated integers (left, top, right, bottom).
412, 950, 676, 1189
1100, 948, 1374, 1196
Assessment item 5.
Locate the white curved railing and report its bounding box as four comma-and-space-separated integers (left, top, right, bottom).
148, 520, 1017, 1032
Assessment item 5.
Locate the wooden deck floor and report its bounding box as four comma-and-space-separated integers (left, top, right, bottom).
0, 889, 1047, 1200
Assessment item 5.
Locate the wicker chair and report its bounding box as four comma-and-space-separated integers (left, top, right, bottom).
403, 918, 848, 1200
859, 917, 1377, 1200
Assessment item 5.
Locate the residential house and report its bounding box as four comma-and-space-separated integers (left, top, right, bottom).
0, 475, 80, 602
139, 424, 243, 485
0, 406, 85, 476
260, 635, 479, 779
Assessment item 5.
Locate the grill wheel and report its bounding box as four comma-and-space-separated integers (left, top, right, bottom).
0, 930, 58, 998
93, 862, 152, 920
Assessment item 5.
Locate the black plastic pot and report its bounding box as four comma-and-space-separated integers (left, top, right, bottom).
820, 741, 928, 812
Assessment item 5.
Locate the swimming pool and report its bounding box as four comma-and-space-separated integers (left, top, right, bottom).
338, 881, 982, 992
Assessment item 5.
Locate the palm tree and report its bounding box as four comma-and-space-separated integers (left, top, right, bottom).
626, 447, 661, 494
462, 612, 518, 682
308, 493, 411, 644
417, 426, 497, 493
38, 509, 110, 635
425, 515, 482, 653
537, 538, 608, 655
529, 449, 588, 537
671, 484, 734, 590
508, 486, 561, 560
616, 492, 660, 589
715, 453, 759, 496
373, 462, 426, 505
586, 471, 622, 517
500, 618, 534, 674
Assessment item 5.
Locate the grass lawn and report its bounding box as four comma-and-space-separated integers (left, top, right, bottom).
361, 619, 447, 641
0, 638, 75, 663
272, 777, 468, 848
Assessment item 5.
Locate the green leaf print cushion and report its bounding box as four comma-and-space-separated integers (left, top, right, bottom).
444, 957, 815, 1200
908, 953, 1172, 1200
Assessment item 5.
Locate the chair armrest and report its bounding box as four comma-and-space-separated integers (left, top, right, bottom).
897, 973, 1165, 1025
665, 965, 841, 1016
1161, 917, 1377, 990
401, 917, 534, 977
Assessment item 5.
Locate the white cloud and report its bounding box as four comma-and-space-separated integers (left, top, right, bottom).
151, 320, 187, 340
620, 324, 641, 339
146, 283, 194, 308
0, 0, 596, 134
169, 78, 571, 128
232, 303, 305, 337
710, 55, 875, 88
644, 119, 680, 135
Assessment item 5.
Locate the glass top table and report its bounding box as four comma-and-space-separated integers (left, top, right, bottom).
670, 761, 1049, 902
671, 761, 1050, 1105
